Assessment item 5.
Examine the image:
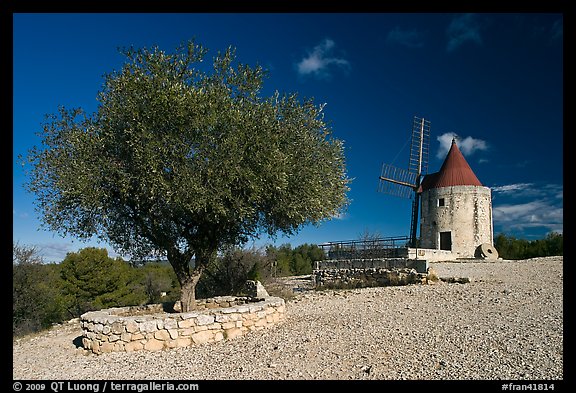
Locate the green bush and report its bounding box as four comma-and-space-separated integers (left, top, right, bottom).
196, 246, 273, 299
494, 232, 563, 260
13, 243, 69, 336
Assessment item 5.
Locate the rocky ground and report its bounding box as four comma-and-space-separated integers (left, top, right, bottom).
13, 256, 563, 381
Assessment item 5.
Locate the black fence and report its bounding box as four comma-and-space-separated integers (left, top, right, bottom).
318, 236, 411, 260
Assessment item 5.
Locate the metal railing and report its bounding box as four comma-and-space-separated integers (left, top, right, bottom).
318, 236, 410, 260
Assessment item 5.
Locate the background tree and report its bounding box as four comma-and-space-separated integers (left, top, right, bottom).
136, 262, 180, 304
494, 232, 563, 259
60, 247, 142, 316
13, 243, 69, 336
21, 40, 350, 312
264, 243, 324, 277
196, 246, 272, 299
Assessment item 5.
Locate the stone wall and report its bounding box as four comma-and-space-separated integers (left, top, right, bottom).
313, 267, 428, 289
80, 295, 285, 354
315, 258, 428, 273
406, 248, 457, 262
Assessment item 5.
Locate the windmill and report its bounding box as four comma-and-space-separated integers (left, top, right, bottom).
378, 116, 431, 247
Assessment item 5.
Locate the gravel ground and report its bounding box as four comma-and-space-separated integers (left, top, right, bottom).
13, 256, 563, 381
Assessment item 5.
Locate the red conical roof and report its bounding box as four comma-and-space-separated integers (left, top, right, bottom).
420, 138, 482, 191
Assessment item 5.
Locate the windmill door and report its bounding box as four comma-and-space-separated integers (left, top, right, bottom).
440, 231, 452, 251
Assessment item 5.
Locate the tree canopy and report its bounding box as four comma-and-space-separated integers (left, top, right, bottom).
22, 40, 350, 311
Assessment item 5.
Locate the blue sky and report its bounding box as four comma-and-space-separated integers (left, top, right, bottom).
12, 13, 563, 263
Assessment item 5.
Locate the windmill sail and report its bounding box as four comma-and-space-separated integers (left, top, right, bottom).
378, 116, 430, 247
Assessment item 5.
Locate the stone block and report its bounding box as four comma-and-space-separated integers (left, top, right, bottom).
215, 314, 231, 323
109, 334, 120, 342
221, 321, 236, 330
154, 330, 171, 341
139, 320, 158, 333
131, 333, 145, 341
82, 338, 92, 349
196, 314, 215, 325
168, 329, 178, 340
144, 339, 164, 351
111, 322, 124, 334
224, 327, 243, 340
228, 313, 242, 321
125, 320, 139, 333
101, 342, 114, 353
165, 340, 177, 349
191, 330, 214, 345
178, 319, 195, 329
125, 341, 144, 352
175, 337, 192, 348
164, 318, 178, 330
179, 328, 194, 336
120, 332, 132, 342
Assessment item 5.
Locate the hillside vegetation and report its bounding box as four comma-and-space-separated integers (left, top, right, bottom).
13, 232, 562, 337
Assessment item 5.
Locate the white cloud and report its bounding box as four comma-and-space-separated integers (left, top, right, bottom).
493, 201, 563, 233
37, 242, 74, 262
13, 209, 29, 219
296, 39, 350, 79
492, 182, 563, 235
37, 241, 123, 263
492, 183, 534, 194
436, 132, 488, 159
492, 182, 563, 200
446, 13, 482, 52
386, 27, 424, 48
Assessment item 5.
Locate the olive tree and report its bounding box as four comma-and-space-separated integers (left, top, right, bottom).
22, 40, 349, 311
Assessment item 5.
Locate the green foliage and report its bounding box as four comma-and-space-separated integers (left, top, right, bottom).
494, 232, 563, 260
266, 243, 325, 277
21, 39, 350, 311
134, 262, 180, 304
13, 243, 69, 336
291, 254, 311, 275
13, 243, 186, 337
196, 246, 273, 298
60, 247, 143, 316
268, 244, 293, 276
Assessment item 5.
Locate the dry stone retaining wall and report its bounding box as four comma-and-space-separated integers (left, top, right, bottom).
80, 296, 285, 354
313, 258, 429, 289
313, 267, 428, 289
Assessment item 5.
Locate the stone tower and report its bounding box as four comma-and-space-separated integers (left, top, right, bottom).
418, 138, 494, 258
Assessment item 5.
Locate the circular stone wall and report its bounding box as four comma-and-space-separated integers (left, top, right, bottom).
80, 296, 286, 354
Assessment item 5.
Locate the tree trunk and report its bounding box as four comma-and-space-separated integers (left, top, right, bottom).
179, 266, 204, 312
168, 246, 214, 313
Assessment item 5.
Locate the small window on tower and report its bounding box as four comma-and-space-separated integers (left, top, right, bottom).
438, 198, 445, 207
